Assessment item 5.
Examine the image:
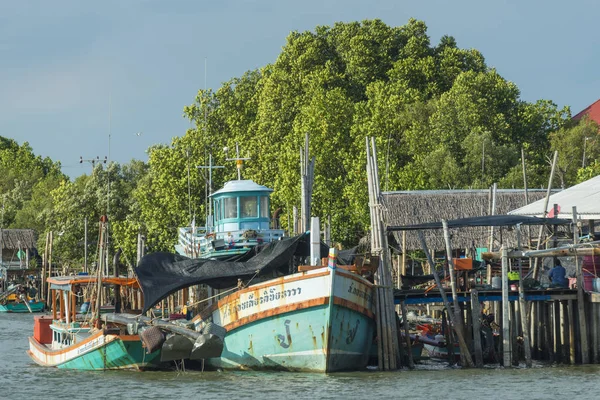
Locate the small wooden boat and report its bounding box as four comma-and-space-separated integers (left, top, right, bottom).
27, 275, 164, 370
0, 300, 45, 313
0, 284, 45, 313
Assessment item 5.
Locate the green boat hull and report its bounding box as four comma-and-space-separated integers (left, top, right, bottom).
56, 338, 161, 370
0, 301, 45, 313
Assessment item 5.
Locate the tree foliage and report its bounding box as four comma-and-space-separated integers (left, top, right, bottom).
3, 18, 591, 265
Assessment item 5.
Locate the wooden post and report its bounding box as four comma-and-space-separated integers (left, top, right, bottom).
560, 300, 569, 363
443, 220, 473, 367
442, 310, 454, 365
568, 299, 575, 364
471, 289, 484, 367
516, 225, 532, 367
41, 232, 49, 300
400, 301, 414, 369
538, 301, 545, 360
401, 232, 407, 276
530, 302, 537, 359
592, 302, 599, 364
553, 301, 561, 363
488, 183, 497, 252
419, 231, 473, 367
572, 207, 589, 364
58, 290, 65, 322
52, 289, 57, 320
545, 302, 553, 362
46, 231, 53, 306
466, 301, 473, 354
71, 292, 76, 323
511, 301, 519, 365
501, 246, 511, 366
532, 151, 558, 280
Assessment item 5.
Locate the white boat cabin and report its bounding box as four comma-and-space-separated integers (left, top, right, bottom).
177, 179, 285, 259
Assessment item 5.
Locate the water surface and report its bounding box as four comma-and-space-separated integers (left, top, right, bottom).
2, 313, 597, 399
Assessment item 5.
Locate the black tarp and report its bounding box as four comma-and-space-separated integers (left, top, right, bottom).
135, 233, 330, 313
387, 215, 572, 232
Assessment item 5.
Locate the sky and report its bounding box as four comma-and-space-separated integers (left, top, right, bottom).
2, 0, 599, 179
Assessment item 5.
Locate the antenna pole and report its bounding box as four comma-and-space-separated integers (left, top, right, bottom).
225, 142, 250, 180
197, 154, 224, 231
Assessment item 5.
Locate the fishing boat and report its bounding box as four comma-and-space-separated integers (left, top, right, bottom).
26, 274, 166, 370
175, 147, 285, 260
136, 234, 379, 372
136, 148, 377, 372
0, 284, 45, 313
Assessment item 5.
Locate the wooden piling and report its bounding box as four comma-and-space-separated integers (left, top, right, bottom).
466, 303, 473, 354
501, 247, 511, 367
443, 220, 474, 367
510, 301, 518, 365
572, 207, 589, 364
400, 301, 415, 369
545, 302, 554, 362
568, 299, 575, 364
560, 300, 569, 363
471, 289, 484, 367
553, 300, 562, 363
592, 302, 599, 364
516, 225, 532, 367
536, 301, 543, 358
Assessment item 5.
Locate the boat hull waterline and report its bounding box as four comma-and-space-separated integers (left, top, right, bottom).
28, 329, 161, 370
193, 267, 376, 372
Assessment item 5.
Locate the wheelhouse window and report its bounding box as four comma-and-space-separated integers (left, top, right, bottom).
260, 196, 269, 218
241, 196, 258, 218
214, 199, 220, 222
224, 197, 238, 219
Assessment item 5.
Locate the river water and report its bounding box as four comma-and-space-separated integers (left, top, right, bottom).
2, 312, 598, 400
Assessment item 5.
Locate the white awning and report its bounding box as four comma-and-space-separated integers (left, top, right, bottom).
509, 175, 600, 219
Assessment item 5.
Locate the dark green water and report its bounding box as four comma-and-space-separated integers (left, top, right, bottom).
2, 313, 599, 400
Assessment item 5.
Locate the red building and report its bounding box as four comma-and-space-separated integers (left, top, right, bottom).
573, 98, 600, 124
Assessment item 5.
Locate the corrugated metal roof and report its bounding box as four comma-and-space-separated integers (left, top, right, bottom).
509, 175, 600, 219
211, 179, 273, 197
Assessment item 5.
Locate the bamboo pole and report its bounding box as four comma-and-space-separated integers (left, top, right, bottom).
516, 225, 532, 367
488, 183, 497, 252
401, 231, 407, 276
521, 148, 532, 246
419, 231, 473, 367
573, 206, 589, 364
501, 246, 511, 366
366, 137, 398, 370
41, 231, 49, 301
443, 220, 474, 367
482, 246, 600, 260
532, 151, 558, 280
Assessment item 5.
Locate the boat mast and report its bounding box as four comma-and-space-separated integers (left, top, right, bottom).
197, 153, 224, 231
95, 216, 107, 328
225, 143, 250, 181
